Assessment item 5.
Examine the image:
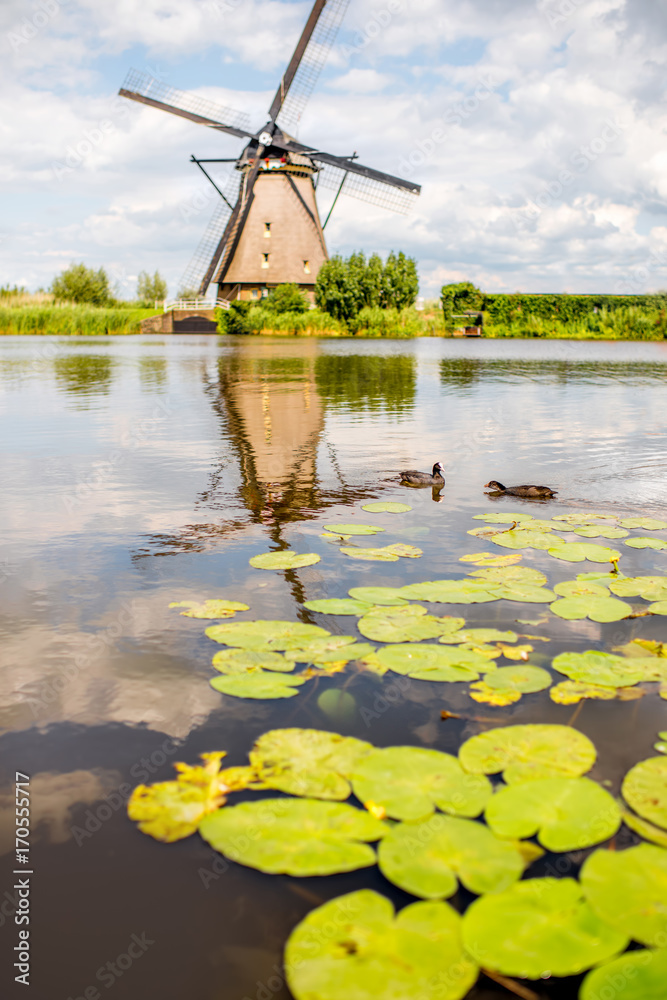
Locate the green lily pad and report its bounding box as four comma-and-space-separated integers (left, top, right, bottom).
550, 594, 633, 622
469, 565, 548, 586
211, 648, 295, 673
491, 529, 555, 550
622, 757, 667, 830
324, 523, 385, 535
284, 890, 479, 1000
199, 798, 387, 876
249, 728, 372, 800
472, 512, 534, 523
348, 586, 409, 606
379, 814, 529, 900
581, 948, 667, 1000
493, 583, 557, 603
340, 546, 399, 562
523, 519, 566, 531
553, 512, 618, 523
249, 551, 321, 570
361, 502, 412, 513
461, 628, 519, 643
485, 777, 621, 851
482, 665, 552, 694
210, 671, 307, 699
383, 543, 423, 558
351, 746, 491, 821
581, 844, 667, 946
304, 598, 376, 615
550, 681, 619, 704
625, 537, 667, 550
552, 651, 643, 687
619, 517, 667, 530
459, 724, 596, 783
609, 576, 667, 598
573, 525, 629, 539
548, 542, 621, 563
462, 877, 628, 978
376, 643, 489, 681
554, 580, 610, 597
357, 606, 454, 643
281, 636, 358, 662
205, 620, 330, 650
648, 601, 667, 615
169, 599, 249, 618
396, 580, 500, 604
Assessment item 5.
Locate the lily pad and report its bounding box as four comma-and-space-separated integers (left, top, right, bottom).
348, 586, 409, 607
619, 517, 667, 530
485, 777, 621, 851
376, 643, 489, 681
554, 580, 610, 597
550, 589, 633, 622
340, 546, 399, 562
550, 681, 618, 704
493, 583, 557, 603
622, 757, 667, 830
127, 752, 230, 842
461, 628, 519, 643
169, 599, 249, 618
553, 512, 618, 523
581, 844, 667, 946
625, 537, 667, 550
211, 648, 295, 673
482, 665, 552, 694
357, 606, 455, 643
351, 747, 491, 822
491, 529, 555, 550
249, 551, 320, 570
648, 601, 667, 615
459, 724, 596, 783
459, 552, 523, 566
304, 598, 376, 615
609, 576, 667, 598
581, 948, 667, 1000
472, 512, 534, 523
548, 542, 621, 563
361, 501, 412, 513
462, 877, 628, 978
552, 651, 642, 687
573, 525, 629, 539
383, 543, 423, 558
249, 728, 372, 800
284, 890, 479, 1000
469, 682, 522, 706
199, 798, 387, 876
469, 565, 548, 586
323, 523, 385, 535
317, 689, 357, 723
378, 814, 529, 899
300, 643, 377, 666
209, 671, 307, 699
205, 619, 330, 651
396, 580, 500, 604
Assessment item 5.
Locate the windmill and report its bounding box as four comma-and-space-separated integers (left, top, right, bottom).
119, 0, 420, 304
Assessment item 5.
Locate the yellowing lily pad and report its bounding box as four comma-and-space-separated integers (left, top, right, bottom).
462, 628, 518, 643
378, 814, 529, 899
552, 651, 642, 687
376, 643, 489, 681
211, 648, 295, 673
361, 501, 412, 513
482, 665, 552, 694
304, 598, 376, 615
199, 798, 387, 876
619, 517, 667, 530
473, 512, 534, 523
357, 606, 455, 643
169, 599, 249, 618
209, 671, 307, 699
397, 580, 499, 604
469, 682, 521, 706
550, 681, 618, 704
625, 537, 667, 550
340, 546, 399, 562
249, 728, 372, 800
581, 844, 667, 946
609, 576, 667, 598
323, 523, 385, 535
284, 890, 479, 1000
459, 724, 596, 783
348, 586, 409, 607
491, 529, 555, 550
462, 877, 628, 978
458, 552, 523, 566
383, 543, 423, 558
469, 565, 548, 585
548, 542, 621, 563
206, 620, 330, 650
581, 948, 667, 1000
649, 601, 667, 615
249, 551, 320, 570
622, 757, 667, 830
127, 752, 230, 842
485, 777, 621, 851
351, 747, 491, 822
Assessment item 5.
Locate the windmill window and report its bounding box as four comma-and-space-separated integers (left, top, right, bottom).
261, 253, 270, 269
264, 223, 271, 237
303, 260, 311, 274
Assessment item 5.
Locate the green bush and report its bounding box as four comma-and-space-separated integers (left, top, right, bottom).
265, 283, 309, 314
315, 251, 419, 321
50, 263, 113, 306
215, 301, 253, 334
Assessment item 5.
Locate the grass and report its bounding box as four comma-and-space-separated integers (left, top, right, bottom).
217, 303, 447, 338
0, 300, 160, 335
482, 306, 667, 340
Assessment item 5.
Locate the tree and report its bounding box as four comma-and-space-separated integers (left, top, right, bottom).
440, 281, 484, 319
50, 263, 111, 306
315, 255, 365, 322
382, 251, 419, 309
315, 251, 419, 322
265, 283, 309, 314
137, 270, 168, 303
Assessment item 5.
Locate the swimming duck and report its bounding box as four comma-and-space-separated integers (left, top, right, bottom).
485, 481, 557, 498
400, 462, 445, 486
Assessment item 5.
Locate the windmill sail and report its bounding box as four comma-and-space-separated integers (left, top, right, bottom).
316, 163, 418, 215
120, 69, 252, 136
271, 0, 351, 133
178, 173, 241, 296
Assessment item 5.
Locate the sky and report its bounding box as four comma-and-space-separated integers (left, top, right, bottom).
1, 0, 667, 299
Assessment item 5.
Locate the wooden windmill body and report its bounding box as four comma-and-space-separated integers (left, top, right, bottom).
119, 0, 420, 303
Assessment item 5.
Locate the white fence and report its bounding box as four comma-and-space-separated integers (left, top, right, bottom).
163, 299, 230, 312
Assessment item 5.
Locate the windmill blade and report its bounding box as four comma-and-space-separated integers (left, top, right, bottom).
120, 69, 253, 140
316, 162, 419, 214
269, 0, 350, 133
178, 173, 241, 296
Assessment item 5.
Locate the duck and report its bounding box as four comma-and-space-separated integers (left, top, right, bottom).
400, 462, 445, 486
484, 481, 557, 498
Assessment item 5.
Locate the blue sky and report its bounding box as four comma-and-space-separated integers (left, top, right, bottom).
2, 0, 666, 298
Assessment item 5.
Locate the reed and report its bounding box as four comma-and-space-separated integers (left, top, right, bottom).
0, 305, 158, 335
